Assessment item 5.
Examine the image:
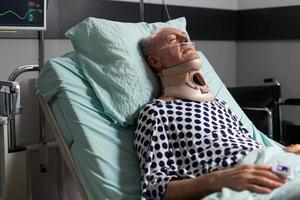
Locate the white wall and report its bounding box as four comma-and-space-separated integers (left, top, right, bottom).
238, 0, 300, 10
0, 39, 38, 81
0, 39, 73, 81
237, 41, 300, 125
196, 41, 237, 87
113, 0, 238, 10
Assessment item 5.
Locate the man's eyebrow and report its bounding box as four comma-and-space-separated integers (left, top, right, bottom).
167, 33, 176, 37
165, 33, 175, 42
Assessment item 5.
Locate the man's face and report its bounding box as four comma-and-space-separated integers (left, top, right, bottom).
148, 27, 199, 71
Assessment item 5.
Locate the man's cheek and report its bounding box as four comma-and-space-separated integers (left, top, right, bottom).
169, 51, 181, 60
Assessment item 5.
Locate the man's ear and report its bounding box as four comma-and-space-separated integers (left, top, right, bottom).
148, 55, 162, 71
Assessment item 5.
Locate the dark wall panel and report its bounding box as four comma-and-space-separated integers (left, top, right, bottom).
0, 0, 236, 40
1, 1, 300, 40
238, 6, 300, 40
165, 6, 237, 40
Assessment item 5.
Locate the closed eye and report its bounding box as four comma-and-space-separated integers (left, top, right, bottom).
168, 38, 174, 42
168, 34, 177, 43
169, 38, 176, 44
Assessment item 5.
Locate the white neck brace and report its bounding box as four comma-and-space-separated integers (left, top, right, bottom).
159, 59, 214, 102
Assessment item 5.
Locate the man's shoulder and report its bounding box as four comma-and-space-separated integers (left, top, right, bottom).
140, 99, 163, 113
139, 98, 228, 112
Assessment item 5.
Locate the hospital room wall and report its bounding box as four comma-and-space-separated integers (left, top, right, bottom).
195, 41, 237, 87
236, 1, 300, 125
237, 41, 300, 125
0, 39, 238, 87
0, 39, 73, 81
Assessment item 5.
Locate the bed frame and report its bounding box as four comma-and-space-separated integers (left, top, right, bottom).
36, 91, 89, 200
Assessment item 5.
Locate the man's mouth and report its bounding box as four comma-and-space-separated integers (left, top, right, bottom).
182, 47, 194, 54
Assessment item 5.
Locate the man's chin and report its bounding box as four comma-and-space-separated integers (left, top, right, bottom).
183, 54, 200, 62
169, 57, 199, 68
164, 54, 200, 69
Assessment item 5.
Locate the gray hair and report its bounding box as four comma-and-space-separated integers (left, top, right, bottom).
139, 36, 154, 59
139, 27, 170, 59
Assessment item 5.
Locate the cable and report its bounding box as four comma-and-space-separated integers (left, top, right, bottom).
162, 0, 171, 21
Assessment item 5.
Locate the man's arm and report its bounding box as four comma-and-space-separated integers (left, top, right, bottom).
163, 164, 285, 200
163, 172, 218, 200
284, 144, 300, 154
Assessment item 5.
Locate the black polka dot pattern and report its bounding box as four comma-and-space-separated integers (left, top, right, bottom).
134, 98, 263, 200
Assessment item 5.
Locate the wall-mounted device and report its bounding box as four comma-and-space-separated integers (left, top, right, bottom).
0, 0, 46, 30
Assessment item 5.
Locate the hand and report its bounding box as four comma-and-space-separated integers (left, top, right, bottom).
284, 144, 300, 154
212, 164, 285, 194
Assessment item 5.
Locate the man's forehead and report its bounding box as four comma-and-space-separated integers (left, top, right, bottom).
154, 27, 186, 38
161, 27, 180, 32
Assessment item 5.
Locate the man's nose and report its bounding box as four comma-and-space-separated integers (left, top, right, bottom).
177, 34, 188, 43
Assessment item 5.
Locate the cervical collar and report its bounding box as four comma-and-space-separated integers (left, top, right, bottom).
159, 58, 214, 102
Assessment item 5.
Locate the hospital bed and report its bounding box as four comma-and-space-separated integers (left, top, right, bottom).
37, 91, 88, 200
35, 17, 284, 200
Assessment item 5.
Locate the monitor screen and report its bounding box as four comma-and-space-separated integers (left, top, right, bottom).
0, 0, 46, 30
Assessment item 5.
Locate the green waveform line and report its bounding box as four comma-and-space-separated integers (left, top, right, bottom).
0, 10, 29, 20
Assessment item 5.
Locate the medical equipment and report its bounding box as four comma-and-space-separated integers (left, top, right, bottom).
159, 58, 214, 102
0, 80, 22, 152
0, 64, 59, 200
150, 41, 194, 55
2, 65, 40, 153
0, 0, 47, 30
0, 80, 29, 200
272, 164, 293, 180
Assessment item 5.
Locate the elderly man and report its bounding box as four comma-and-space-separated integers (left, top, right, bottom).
134, 27, 300, 200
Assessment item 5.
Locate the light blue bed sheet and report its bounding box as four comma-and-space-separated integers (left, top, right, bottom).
204, 147, 300, 200
36, 52, 141, 200
36, 51, 285, 200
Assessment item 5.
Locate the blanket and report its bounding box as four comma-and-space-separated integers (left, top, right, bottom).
204, 147, 300, 200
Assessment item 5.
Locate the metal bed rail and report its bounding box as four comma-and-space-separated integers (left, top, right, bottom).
0, 65, 39, 153
242, 106, 273, 139
37, 91, 89, 200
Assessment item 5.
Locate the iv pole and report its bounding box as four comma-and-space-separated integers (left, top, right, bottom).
140, 0, 144, 22
139, 0, 171, 22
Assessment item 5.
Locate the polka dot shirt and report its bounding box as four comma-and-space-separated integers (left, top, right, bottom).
134, 98, 263, 200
